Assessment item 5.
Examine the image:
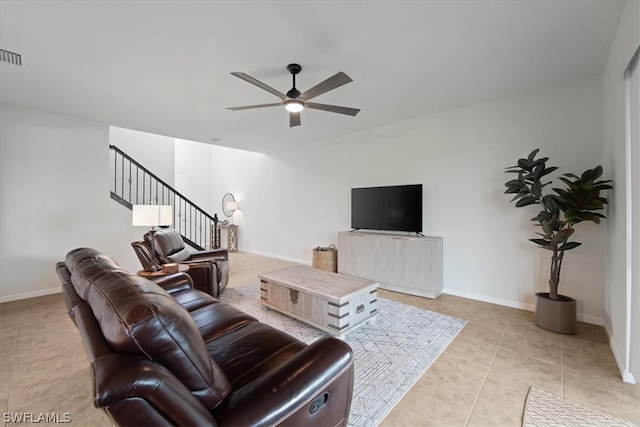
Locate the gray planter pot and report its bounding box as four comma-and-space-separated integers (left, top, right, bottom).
534, 292, 577, 334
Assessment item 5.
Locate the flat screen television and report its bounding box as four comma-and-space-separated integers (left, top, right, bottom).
351, 184, 422, 233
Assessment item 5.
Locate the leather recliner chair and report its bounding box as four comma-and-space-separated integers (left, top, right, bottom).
132, 228, 229, 298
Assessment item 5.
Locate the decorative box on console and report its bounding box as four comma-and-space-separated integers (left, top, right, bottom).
162, 263, 179, 273
259, 265, 378, 338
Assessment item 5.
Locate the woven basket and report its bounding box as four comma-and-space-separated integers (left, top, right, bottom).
312, 244, 337, 272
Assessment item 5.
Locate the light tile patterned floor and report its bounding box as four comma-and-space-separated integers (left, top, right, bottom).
1, 251, 638, 426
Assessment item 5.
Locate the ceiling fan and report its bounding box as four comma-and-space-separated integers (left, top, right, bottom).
227, 63, 360, 127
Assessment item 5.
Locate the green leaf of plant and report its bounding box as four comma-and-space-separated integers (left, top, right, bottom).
591, 165, 603, 180
530, 238, 551, 246
518, 158, 529, 170
539, 166, 558, 178
531, 181, 542, 198
581, 169, 594, 182
564, 208, 579, 221
515, 196, 538, 207
553, 188, 571, 199
558, 177, 577, 188
505, 179, 523, 188
527, 148, 540, 162
509, 188, 529, 200
559, 242, 581, 251
592, 183, 613, 190
531, 211, 553, 222
532, 158, 549, 168
577, 213, 602, 224
580, 203, 605, 210
556, 228, 575, 240
504, 187, 522, 194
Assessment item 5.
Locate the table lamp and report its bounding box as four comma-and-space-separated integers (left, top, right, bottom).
132, 205, 173, 271
225, 200, 239, 224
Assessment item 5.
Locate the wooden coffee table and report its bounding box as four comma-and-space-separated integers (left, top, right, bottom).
258, 265, 379, 337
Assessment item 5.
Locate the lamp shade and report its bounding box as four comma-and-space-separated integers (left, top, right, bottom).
132, 205, 173, 227
225, 201, 239, 212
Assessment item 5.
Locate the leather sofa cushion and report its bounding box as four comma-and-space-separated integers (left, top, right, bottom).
148, 229, 191, 263
205, 321, 307, 390
65, 248, 231, 409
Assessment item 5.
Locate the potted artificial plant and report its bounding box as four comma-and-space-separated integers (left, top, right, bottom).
504, 149, 612, 334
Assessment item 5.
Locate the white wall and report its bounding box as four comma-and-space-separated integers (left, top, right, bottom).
0, 75, 609, 326
207, 145, 265, 249
602, 0, 639, 383
175, 138, 215, 214
211, 76, 607, 323
0, 105, 145, 301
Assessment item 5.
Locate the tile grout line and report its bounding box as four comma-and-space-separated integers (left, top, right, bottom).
6, 301, 23, 417
560, 334, 565, 398
463, 310, 509, 426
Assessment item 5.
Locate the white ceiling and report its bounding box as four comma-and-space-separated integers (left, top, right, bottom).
0, 1, 624, 153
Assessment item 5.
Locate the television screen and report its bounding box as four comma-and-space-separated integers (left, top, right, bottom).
351, 184, 422, 233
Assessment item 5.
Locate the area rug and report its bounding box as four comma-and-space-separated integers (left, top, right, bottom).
219, 284, 467, 427
523, 387, 636, 427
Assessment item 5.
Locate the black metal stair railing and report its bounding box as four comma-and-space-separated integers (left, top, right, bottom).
109, 144, 214, 250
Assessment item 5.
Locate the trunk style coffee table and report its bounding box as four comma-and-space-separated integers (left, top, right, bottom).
259, 265, 379, 338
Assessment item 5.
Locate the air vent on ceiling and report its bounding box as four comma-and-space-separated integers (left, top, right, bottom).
0, 49, 22, 66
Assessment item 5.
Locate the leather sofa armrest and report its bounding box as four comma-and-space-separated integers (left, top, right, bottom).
212, 337, 354, 427
92, 353, 216, 426
181, 261, 218, 296
148, 271, 193, 294
191, 248, 229, 261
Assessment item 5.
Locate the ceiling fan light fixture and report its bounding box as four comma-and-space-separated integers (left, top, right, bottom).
284, 100, 304, 112
228, 63, 359, 127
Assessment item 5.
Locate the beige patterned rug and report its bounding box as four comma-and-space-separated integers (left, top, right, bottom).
523, 387, 636, 427
220, 283, 467, 427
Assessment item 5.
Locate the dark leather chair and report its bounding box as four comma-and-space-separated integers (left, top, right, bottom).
132, 228, 229, 298
57, 247, 354, 426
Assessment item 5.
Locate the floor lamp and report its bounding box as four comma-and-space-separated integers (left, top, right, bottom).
132, 205, 173, 272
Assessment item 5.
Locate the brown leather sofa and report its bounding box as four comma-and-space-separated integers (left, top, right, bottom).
132, 227, 230, 298
56, 248, 354, 426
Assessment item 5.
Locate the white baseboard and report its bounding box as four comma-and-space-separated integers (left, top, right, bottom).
577, 313, 604, 326
622, 370, 637, 383
443, 287, 535, 312
0, 287, 61, 303
605, 325, 638, 384
239, 249, 311, 266
442, 287, 604, 326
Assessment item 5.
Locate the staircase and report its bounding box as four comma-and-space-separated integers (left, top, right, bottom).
109, 144, 215, 250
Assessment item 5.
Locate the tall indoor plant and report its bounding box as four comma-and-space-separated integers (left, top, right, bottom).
504, 149, 612, 333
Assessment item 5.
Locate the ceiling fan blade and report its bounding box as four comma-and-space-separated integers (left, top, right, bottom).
306, 102, 360, 116
290, 111, 301, 127
227, 103, 282, 111
230, 72, 286, 101
299, 72, 353, 102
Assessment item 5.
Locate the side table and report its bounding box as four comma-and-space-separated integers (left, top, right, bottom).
137, 264, 190, 278
211, 224, 239, 252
